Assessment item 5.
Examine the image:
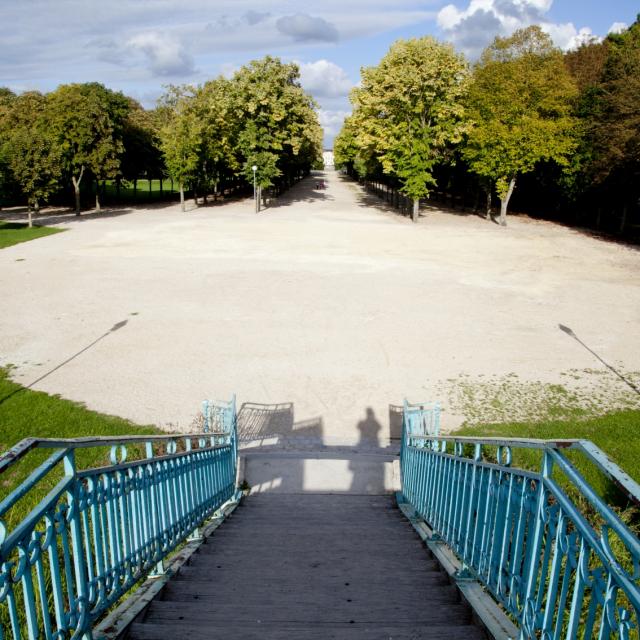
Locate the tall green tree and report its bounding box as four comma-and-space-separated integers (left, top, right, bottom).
559, 19, 640, 232
48, 83, 129, 214
589, 20, 640, 230
350, 37, 469, 221
0, 88, 17, 209
193, 77, 237, 201
4, 92, 63, 226
463, 26, 578, 226
157, 86, 203, 212
230, 57, 322, 207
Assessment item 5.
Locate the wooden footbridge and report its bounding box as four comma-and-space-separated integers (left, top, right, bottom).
1, 399, 639, 639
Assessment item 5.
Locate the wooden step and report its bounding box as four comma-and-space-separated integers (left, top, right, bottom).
127, 494, 484, 639
128, 621, 487, 640
143, 600, 472, 624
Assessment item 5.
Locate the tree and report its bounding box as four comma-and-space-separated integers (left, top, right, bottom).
589, 19, 640, 230
193, 77, 237, 202
5, 92, 63, 226
349, 37, 469, 222
0, 88, 17, 209
463, 26, 578, 226
48, 83, 128, 214
158, 86, 203, 212
230, 57, 322, 208
120, 100, 164, 185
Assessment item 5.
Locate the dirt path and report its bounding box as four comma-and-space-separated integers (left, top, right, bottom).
1, 170, 639, 444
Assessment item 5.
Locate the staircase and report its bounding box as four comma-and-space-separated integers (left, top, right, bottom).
3, 402, 638, 640
127, 494, 486, 639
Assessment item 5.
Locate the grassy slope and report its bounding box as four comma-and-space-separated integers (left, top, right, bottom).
0, 221, 64, 249
457, 410, 640, 504
0, 368, 161, 528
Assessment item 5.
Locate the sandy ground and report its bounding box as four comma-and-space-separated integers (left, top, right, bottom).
1, 170, 639, 445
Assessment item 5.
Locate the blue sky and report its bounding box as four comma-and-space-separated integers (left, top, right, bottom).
1, 1, 637, 146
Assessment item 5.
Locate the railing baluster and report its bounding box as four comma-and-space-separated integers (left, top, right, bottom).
398, 401, 640, 639
18, 544, 38, 640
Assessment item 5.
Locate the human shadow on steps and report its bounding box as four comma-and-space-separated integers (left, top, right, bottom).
238, 403, 393, 496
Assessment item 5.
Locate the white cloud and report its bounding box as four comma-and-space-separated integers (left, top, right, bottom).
436, 0, 598, 56
276, 14, 339, 42
318, 109, 351, 145
562, 26, 602, 51
127, 32, 195, 77
299, 60, 353, 98
608, 22, 628, 35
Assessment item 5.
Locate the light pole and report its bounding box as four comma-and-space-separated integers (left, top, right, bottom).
251, 165, 258, 213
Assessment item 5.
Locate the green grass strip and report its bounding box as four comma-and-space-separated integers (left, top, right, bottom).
0, 221, 64, 249
0, 367, 161, 526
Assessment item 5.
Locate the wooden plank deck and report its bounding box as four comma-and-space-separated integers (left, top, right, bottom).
127, 494, 486, 639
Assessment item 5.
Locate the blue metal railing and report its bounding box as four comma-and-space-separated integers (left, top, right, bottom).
400, 402, 640, 639
0, 399, 239, 640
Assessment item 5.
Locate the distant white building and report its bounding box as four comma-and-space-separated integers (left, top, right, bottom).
322, 150, 334, 168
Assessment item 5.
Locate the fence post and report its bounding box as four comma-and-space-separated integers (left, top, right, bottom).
519, 450, 551, 638
144, 441, 165, 577
63, 451, 92, 638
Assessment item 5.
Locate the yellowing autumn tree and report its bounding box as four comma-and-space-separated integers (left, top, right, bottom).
463, 26, 579, 226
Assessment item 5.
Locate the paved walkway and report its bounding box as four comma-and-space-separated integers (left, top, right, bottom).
1, 170, 639, 441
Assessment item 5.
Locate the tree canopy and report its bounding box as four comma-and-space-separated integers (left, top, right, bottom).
335, 23, 640, 235
157, 57, 322, 211
462, 26, 578, 225
4, 92, 63, 225
345, 37, 469, 221
0, 56, 322, 215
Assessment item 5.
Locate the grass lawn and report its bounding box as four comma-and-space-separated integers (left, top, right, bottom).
0, 367, 161, 529
457, 410, 640, 507
101, 178, 179, 199
0, 221, 64, 249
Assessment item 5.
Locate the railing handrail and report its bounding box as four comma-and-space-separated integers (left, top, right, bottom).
0, 431, 230, 476
0, 398, 239, 640
401, 401, 640, 639
406, 434, 640, 506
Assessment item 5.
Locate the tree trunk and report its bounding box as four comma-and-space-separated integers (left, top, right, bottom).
619, 204, 628, 234
71, 167, 84, 215
498, 177, 516, 227
412, 198, 419, 223
28, 202, 34, 228
95, 179, 101, 212
193, 186, 198, 207
179, 183, 185, 212
133, 178, 137, 200
485, 190, 492, 220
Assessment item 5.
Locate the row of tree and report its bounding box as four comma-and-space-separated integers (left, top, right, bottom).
0, 56, 323, 224
157, 56, 323, 212
334, 20, 640, 232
